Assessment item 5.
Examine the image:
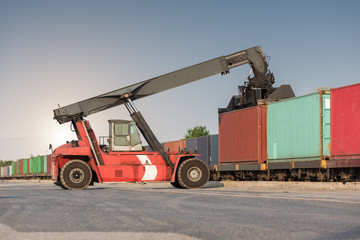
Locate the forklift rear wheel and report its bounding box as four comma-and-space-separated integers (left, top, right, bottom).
177, 158, 209, 189
60, 160, 92, 190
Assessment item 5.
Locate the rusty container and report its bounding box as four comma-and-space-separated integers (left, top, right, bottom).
27, 158, 31, 174
19, 159, 23, 175
219, 105, 267, 164
331, 83, 360, 159
164, 140, 186, 152
47, 154, 52, 174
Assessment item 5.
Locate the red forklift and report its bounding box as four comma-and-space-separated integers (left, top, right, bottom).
51, 46, 293, 190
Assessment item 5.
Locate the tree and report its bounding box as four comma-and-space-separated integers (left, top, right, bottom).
0, 160, 12, 167
184, 125, 210, 139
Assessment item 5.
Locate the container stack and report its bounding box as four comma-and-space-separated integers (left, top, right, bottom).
0, 155, 52, 179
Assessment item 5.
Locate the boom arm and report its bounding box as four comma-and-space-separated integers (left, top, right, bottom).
54, 46, 271, 124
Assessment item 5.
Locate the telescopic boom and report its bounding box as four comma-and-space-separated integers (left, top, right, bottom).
54, 46, 272, 124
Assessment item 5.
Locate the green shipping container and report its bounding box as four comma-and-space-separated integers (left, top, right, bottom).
17, 161, 19, 174
30, 157, 33, 173
267, 92, 331, 162
29, 157, 32, 174
11, 162, 15, 175
23, 159, 28, 174
39, 156, 45, 173
44, 155, 47, 173
31, 157, 38, 173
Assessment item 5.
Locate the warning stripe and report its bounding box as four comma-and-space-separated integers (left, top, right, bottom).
137, 155, 158, 181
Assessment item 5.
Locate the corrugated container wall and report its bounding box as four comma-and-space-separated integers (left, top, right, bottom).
28, 157, 32, 174
186, 138, 196, 154
219, 106, 267, 164
44, 155, 47, 173
19, 159, 23, 176
31, 157, 38, 173
198, 136, 211, 166
1, 167, 6, 176
331, 83, 360, 159
11, 162, 15, 175
210, 135, 219, 166
39, 156, 45, 173
47, 155, 52, 174
267, 92, 331, 162
186, 136, 211, 166
23, 159, 28, 175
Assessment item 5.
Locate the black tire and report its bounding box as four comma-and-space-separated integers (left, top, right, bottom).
54, 180, 68, 190
60, 160, 92, 190
170, 181, 184, 189
177, 158, 209, 189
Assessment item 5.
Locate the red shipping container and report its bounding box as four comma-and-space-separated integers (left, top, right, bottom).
14, 161, 17, 175
19, 159, 23, 176
219, 105, 267, 164
164, 140, 186, 152
47, 154, 52, 174
27, 158, 30, 175
331, 83, 360, 159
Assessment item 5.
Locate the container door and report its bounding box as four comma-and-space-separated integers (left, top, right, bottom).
322, 94, 331, 157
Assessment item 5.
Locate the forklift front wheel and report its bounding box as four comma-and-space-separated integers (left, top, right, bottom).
177, 158, 209, 189
54, 179, 68, 190
60, 160, 92, 190
170, 181, 184, 189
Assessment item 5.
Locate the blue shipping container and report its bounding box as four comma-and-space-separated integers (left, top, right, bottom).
210, 135, 219, 166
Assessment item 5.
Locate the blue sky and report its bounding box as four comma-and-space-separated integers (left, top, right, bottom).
1, 0, 359, 160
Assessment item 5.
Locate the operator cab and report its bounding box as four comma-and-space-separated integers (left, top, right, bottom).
108, 120, 142, 152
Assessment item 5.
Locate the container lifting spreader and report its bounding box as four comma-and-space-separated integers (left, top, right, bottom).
51, 46, 294, 190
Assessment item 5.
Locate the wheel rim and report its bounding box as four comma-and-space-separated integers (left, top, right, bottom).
69, 168, 85, 183
187, 166, 202, 182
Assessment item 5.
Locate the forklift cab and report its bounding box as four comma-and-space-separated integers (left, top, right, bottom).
108, 120, 142, 151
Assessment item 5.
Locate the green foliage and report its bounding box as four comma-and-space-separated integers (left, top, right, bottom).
184, 125, 210, 139
0, 160, 12, 167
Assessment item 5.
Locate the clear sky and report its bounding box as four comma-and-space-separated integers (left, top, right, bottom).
1, 0, 359, 160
